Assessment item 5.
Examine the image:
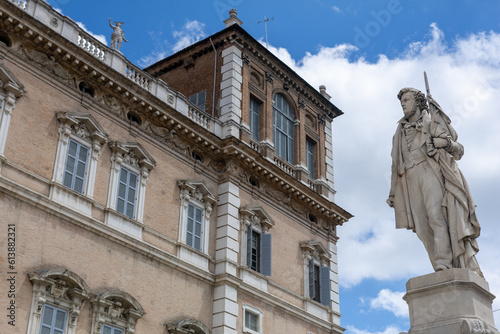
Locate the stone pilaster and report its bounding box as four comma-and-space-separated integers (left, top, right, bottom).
212, 181, 240, 334
219, 45, 243, 139
329, 241, 341, 325
324, 119, 335, 201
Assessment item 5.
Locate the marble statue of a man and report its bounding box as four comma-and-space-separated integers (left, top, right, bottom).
387, 87, 482, 276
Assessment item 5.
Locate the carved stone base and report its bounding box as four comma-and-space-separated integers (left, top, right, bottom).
403, 268, 499, 334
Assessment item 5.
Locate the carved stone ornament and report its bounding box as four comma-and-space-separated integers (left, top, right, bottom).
298, 98, 306, 109
103, 95, 122, 112
144, 121, 189, 155
262, 183, 291, 205
209, 159, 226, 174
20, 46, 73, 82
317, 114, 326, 126
265, 71, 274, 83
242, 54, 250, 65
283, 82, 289, 91
72, 122, 91, 140
461, 319, 492, 334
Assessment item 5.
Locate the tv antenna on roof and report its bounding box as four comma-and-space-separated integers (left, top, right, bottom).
258, 16, 274, 49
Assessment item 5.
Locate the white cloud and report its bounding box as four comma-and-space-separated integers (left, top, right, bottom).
265, 23, 500, 326
138, 20, 207, 67
138, 50, 168, 68
76, 22, 107, 45
370, 289, 407, 318
49, 6, 107, 46
332, 6, 341, 13
345, 325, 403, 334
172, 20, 206, 53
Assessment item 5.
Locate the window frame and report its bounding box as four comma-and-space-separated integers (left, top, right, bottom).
62, 138, 90, 194
105, 142, 155, 238
115, 166, 139, 219
301, 241, 332, 307
189, 90, 207, 111
273, 93, 295, 164
39, 304, 67, 334
51, 112, 107, 204
249, 97, 261, 141
101, 324, 123, 334
240, 207, 274, 277
306, 137, 316, 179
178, 180, 216, 255
242, 304, 263, 334
186, 202, 204, 252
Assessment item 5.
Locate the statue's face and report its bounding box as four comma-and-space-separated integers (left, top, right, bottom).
400, 91, 416, 119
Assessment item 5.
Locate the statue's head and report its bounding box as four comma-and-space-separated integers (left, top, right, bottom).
397, 87, 428, 120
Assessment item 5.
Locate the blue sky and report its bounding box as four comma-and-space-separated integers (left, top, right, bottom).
46, 1, 500, 333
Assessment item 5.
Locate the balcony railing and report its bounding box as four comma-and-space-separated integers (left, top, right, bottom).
273, 156, 295, 177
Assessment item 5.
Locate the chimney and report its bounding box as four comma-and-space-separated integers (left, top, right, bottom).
224, 9, 243, 28
319, 85, 331, 101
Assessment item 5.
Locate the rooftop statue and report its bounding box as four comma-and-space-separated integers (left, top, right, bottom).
387, 73, 482, 277
109, 18, 128, 51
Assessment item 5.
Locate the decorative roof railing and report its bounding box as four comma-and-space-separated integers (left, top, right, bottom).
10, 0, 220, 135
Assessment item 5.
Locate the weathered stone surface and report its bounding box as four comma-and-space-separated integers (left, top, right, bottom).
403, 269, 499, 334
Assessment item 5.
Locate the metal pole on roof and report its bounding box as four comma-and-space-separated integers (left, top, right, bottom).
258, 16, 274, 49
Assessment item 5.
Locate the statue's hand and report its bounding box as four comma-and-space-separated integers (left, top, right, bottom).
433, 137, 449, 149
386, 197, 394, 208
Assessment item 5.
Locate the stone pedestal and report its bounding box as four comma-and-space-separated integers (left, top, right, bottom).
403, 268, 499, 334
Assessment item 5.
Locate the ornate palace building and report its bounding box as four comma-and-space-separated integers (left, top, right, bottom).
0, 1, 352, 334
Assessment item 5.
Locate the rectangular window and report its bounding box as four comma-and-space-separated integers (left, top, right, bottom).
63, 139, 89, 194
249, 98, 260, 141
244, 310, 259, 332
308, 260, 331, 306
40, 304, 66, 334
116, 167, 138, 219
101, 324, 123, 334
246, 225, 272, 276
189, 90, 207, 111
248, 229, 260, 272
306, 138, 316, 179
186, 203, 203, 251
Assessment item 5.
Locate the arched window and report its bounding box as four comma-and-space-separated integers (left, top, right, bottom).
273, 94, 294, 163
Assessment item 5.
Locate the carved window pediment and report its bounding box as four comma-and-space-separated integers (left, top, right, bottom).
300, 240, 331, 265
166, 318, 211, 334
0, 63, 24, 98
28, 268, 90, 334
91, 290, 145, 334
177, 180, 216, 207
239, 206, 274, 233
0, 63, 24, 157
109, 141, 156, 172
56, 112, 108, 145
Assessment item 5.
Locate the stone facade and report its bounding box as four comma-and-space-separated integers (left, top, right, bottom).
0, 2, 351, 334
